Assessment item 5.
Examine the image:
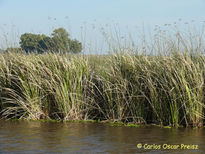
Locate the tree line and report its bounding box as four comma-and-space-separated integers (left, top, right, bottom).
5, 27, 82, 54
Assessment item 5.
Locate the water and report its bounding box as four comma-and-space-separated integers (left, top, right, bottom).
0, 121, 204, 154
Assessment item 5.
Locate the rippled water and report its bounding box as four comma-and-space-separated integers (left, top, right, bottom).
0, 121, 204, 153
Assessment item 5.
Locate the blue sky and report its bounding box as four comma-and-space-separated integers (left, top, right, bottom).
0, 0, 205, 52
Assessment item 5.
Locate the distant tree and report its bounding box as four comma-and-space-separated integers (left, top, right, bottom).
38, 36, 55, 53
19, 27, 82, 54
5, 47, 22, 53
51, 28, 71, 53
70, 39, 82, 53
20, 33, 44, 53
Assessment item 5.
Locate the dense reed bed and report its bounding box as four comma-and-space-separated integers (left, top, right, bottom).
0, 50, 205, 127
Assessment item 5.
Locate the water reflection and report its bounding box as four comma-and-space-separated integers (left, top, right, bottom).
0, 121, 204, 153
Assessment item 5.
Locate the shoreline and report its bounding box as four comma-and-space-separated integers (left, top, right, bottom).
1, 119, 201, 129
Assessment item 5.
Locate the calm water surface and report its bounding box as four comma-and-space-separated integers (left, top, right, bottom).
0, 121, 204, 154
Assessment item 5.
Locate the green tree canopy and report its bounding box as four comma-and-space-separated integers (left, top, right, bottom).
19, 27, 82, 54
20, 33, 45, 53
38, 36, 55, 53
70, 39, 82, 53
51, 28, 71, 53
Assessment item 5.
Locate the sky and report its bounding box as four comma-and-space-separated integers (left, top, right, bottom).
0, 0, 205, 53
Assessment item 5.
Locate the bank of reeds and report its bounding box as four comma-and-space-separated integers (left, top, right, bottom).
0, 51, 205, 127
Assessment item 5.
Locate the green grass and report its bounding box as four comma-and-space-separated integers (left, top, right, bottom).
0, 50, 205, 128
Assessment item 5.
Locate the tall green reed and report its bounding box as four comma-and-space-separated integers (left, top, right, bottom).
1, 22, 205, 128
